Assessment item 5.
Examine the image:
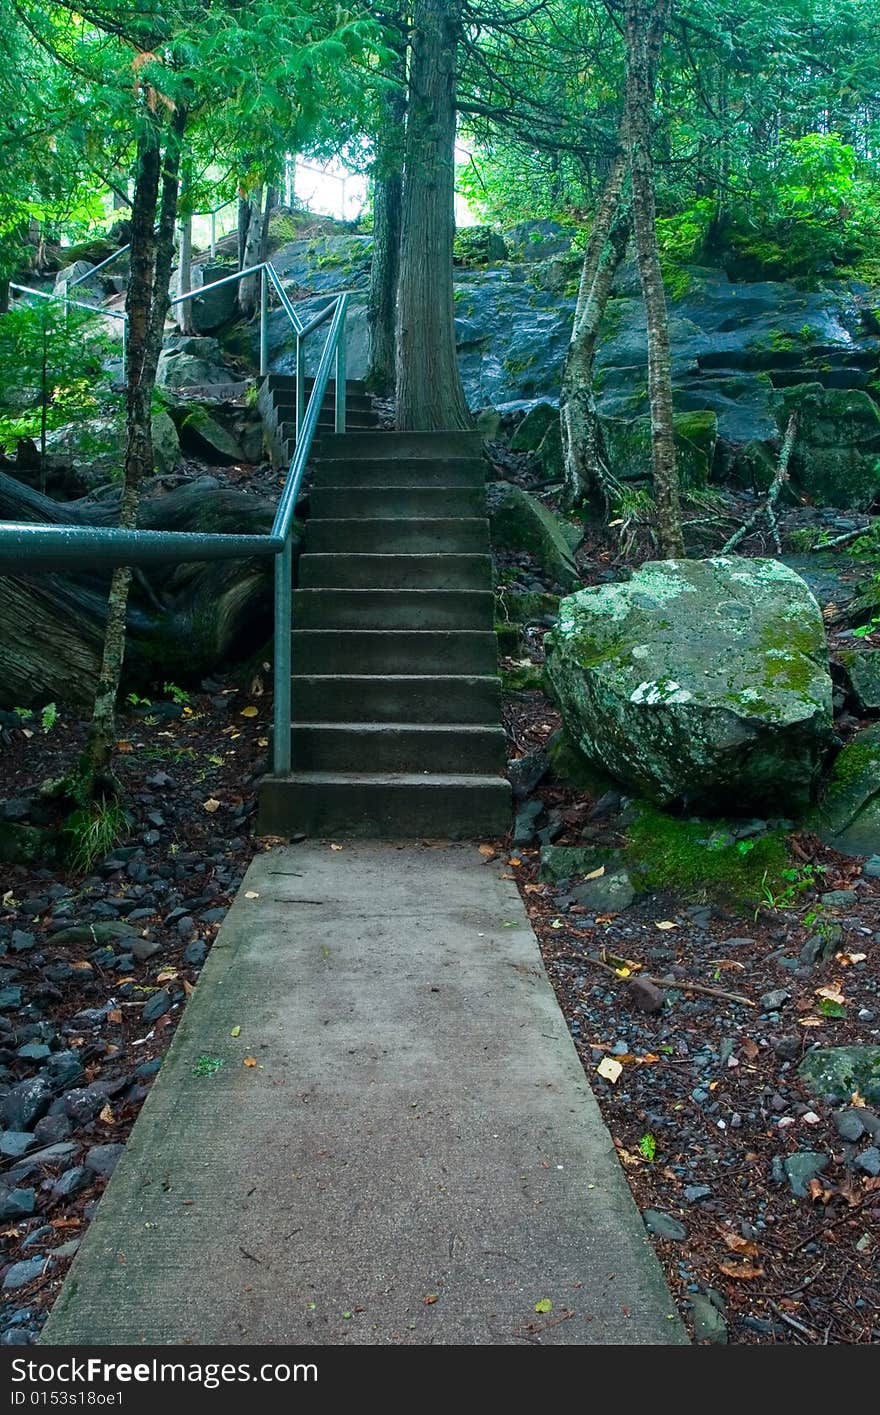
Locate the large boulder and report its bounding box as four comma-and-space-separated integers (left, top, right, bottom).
543, 556, 833, 813
812, 723, 880, 857
603, 410, 718, 486
157, 336, 234, 390
178, 406, 244, 465
189, 261, 238, 334
775, 384, 880, 509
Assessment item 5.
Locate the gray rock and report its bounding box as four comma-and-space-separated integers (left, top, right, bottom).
784, 1150, 830, 1197
642, 1210, 687, 1241
44, 1051, 83, 1089
508, 747, 549, 801
627, 977, 665, 1014
182, 939, 207, 967
131, 937, 161, 963
50, 921, 138, 946
543, 557, 832, 813
538, 845, 613, 883
189, 260, 238, 333
814, 724, 880, 858
760, 989, 791, 1012
820, 888, 857, 908
863, 855, 880, 878
683, 1184, 713, 1203
489, 482, 580, 590
51, 1165, 89, 1199
178, 406, 245, 464
142, 988, 172, 1022
151, 410, 181, 476
2, 1258, 50, 1291
84, 1143, 124, 1177
570, 869, 635, 913
855, 1146, 880, 1177
61, 1089, 104, 1123
834, 1109, 866, 1142
513, 799, 544, 846
0, 1078, 51, 1132
32, 1113, 71, 1144
690, 1293, 728, 1344
0, 1132, 35, 1159
0, 1187, 36, 1220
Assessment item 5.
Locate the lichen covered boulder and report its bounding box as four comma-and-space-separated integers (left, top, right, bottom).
543, 556, 832, 812
812, 723, 880, 857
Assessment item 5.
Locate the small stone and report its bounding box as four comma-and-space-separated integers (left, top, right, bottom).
61, 1089, 104, 1124
760, 989, 791, 1012
142, 988, 172, 1022
131, 937, 161, 963
627, 977, 665, 1014
44, 1052, 83, 1088
690, 1292, 728, 1345
862, 856, 880, 879
834, 1109, 866, 1143
683, 1184, 713, 1203
2, 1258, 50, 1292
0, 1132, 35, 1159
0, 1078, 51, 1131
51, 1166, 89, 1199
0, 1188, 36, 1220
784, 1151, 829, 1197
10, 931, 36, 953
84, 1144, 124, 1177
772, 1035, 801, 1062
643, 1210, 687, 1241
176, 916, 195, 939
820, 889, 857, 908
855, 1146, 880, 1177
182, 939, 207, 967
32, 1113, 71, 1144
0, 986, 23, 1011
16, 1043, 50, 1062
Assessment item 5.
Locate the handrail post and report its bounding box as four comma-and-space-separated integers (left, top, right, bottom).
259, 266, 269, 377
273, 539, 292, 775
121, 319, 127, 381
295, 336, 305, 442
334, 307, 346, 434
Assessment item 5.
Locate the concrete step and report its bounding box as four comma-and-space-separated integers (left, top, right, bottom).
271, 393, 376, 416
298, 552, 491, 590
320, 430, 484, 461
310, 485, 487, 519
291, 629, 498, 674
293, 588, 494, 630
310, 457, 485, 488
292, 722, 507, 774
264, 375, 368, 395
291, 674, 500, 723
305, 518, 489, 554
258, 772, 512, 837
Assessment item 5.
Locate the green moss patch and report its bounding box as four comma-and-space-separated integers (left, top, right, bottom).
626, 806, 790, 904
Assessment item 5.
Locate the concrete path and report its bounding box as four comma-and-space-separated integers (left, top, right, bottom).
43, 841, 686, 1346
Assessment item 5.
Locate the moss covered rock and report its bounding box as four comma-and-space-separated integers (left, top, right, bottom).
777, 384, 880, 509
837, 647, 880, 713
544, 556, 833, 813
489, 483, 581, 589
178, 407, 245, 465
812, 723, 880, 857
799, 1046, 880, 1107
602, 411, 717, 487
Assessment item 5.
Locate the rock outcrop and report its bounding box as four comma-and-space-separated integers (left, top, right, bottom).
543, 556, 833, 813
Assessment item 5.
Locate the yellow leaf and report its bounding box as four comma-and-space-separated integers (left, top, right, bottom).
99, 1104, 114, 1125
231, 1025, 241, 1037
508, 857, 522, 866
244, 890, 259, 899
654, 921, 678, 931
478, 844, 495, 857
330, 843, 343, 851
156, 968, 178, 983
836, 951, 867, 965
596, 1057, 623, 1084
816, 984, 845, 1004
614, 965, 632, 978
584, 865, 605, 880
203, 798, 221, 813
257, 737, 269, 748
524, 883, 544, 894
850, 1088, 868, 1108
240, 706, 259, 718
243, 1056, 258, 1068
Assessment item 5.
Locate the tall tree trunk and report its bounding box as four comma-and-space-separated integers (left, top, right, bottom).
560, 149, 628, 505
367, 31, 406, 395
259, 186, 277, 264
396, 0, 471, 431
238, 187, 264, 317
85, 105, 187, 786
624, 0, 683, 557
237, 194, 250, 270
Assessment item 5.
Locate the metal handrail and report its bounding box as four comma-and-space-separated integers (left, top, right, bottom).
0, 264, 350, 778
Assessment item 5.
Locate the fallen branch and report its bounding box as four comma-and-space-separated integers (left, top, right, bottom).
810, 525, 870, 551
722, 413, 798, 555
560, 951, 756, 1007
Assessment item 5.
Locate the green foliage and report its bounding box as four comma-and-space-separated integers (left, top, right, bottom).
163, 681, 191, 705
626, 807, 790, 905
0, 300, 114, 452
41, 703, 58, 733
63, 798, 129, 874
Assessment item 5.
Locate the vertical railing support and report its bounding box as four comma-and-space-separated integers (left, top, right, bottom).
210, 211, 217, 257
121, 319, 127, 381
295, 336, 305, 441
273, 539, 293, 775
334, 314, 347, 434
259, 266, 269, 377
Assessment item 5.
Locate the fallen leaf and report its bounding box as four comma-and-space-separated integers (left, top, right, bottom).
244, 891, 259, 900
722, 1231, 759, 1258
524, 883, 544, 895
808, 1177, 834, 1203
107, 1009, 122, 1025
156, 968, 178, 983
240, 706, 259, 718
550, 917, 565, 929
508, 857, 522, 866
243, 1056, 258, 1067
203, 798, 221, 813
654, 920, 678, 931
99, 1104, 114, 1125
836, 951, 867, 965
478, 844, 495, 858
718, 1261, 764, 1280
850, 1089, 868, 1108
534, 1298, 553, 1314
816, 984, 845, 1004
424, 1294, 438, 1305
584, 865, 605, 880
330, 843, 343, 852
799, 1016, 823, 1027
116, 740, 133, 753
231, 1025, 241, 1038
597, 1057, 623, 1084
257, 737, 269, 748
741, 1039, 760, 1061
182, 980, 194, 997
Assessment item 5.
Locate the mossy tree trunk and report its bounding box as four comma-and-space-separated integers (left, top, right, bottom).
366, 23, 406, 396
84, 103, 187, 790
396, 0, 471, 431
624, 0, 684, 558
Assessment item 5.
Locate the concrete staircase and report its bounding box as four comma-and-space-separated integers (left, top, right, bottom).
258, 427, 512, 839
259, 374, 380, 466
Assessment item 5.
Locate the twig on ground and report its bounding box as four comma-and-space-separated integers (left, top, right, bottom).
560, 950, 756, 1007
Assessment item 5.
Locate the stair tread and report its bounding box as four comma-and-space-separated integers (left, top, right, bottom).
295, 721, 504, 732
272, 771, 509, 786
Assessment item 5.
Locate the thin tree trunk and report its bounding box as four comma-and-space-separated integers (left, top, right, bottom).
560, 148, 628, 504
237, 195, 250, 270
624, 0, 683, 558
176, 208, 193, 334
238, 187, 264, 317
396, 0, 471, 431
259, 186, 276, 264
367, 31, 406, 395
85, 105, 187, 785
